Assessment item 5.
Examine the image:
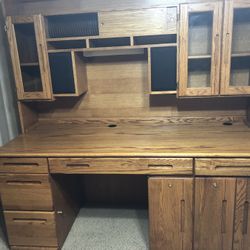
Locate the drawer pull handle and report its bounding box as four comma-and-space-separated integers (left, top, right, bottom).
221, 200, 227, 233
180, 200, 185, 233
6, 180, 42, 185
66, 163, 90, 168
243, 201, 249, 235
3, 162, 39, 167
13, 218, 47, 224
148, 164, 173, 168
215, 165, 250, 170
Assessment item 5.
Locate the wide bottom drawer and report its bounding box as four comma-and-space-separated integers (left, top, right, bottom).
4, 211, 58, 247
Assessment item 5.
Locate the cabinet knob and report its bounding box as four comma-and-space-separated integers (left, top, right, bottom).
168, 184, 173, 188
57, 211, 63, 215
212, 182, 217, 188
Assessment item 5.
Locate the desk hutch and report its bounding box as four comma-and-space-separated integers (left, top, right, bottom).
1, 0, 250, 249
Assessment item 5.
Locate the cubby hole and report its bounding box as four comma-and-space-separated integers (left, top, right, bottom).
150, 47, 177, 92
49, 52, 87, 96
89, 37, 130, 48
47, 40, 86, 50
134, 34, 176, 45
21, 65, 43, 92
188, 58, 211, 88
230, 56, 250, 86
52, 174, 149, 249
14, 23, 38, 64
45, 13, 99, 38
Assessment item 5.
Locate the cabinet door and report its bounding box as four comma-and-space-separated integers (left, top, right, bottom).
194, 178, 235, 250
148, 177, 193, 250
179, 3, 222, 97
221, 1, 250, 95
233, 178, 250, 250
6, 15, 52, 100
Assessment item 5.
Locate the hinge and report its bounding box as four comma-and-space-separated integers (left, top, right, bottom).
4, 21, 8, 32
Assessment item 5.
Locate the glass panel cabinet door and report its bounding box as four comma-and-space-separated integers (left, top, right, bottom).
221, 1, 250, 95
179, 3, 222, 97
6, 15, 53, 100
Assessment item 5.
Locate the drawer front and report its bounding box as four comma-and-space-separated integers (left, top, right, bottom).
4, 211, 58, 247
0, 174, 53, 210
0, 158, 48, 174
195, 158, 250, 176
49, 158, 193, 175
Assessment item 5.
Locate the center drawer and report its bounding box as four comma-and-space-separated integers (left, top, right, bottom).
49, 158, 193, 175
4, 211, 58, 247
0, 174, 53, 210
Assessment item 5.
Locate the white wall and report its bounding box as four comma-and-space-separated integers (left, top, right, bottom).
0, 0, 19, 146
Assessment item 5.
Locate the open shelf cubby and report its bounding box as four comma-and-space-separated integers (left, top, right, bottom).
134, 34, 176, 45
47, 40, 86, 50
89, 37, 131, 48
45, 13, 99, 38
14, 23, 38, 64
150, 46, 177, 93
49, 52, 87, 96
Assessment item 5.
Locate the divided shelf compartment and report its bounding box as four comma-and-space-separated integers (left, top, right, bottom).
134, 34, 176, 45
150, 46, 177, 94
89, 37, 130, 48
49, 52, 87, 96
45, 13, 99, 38
47, 39, 87, 50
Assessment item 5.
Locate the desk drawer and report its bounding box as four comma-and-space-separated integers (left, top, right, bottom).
49, 158, 193, 175
0, 158, 48, 174
195, 158, 250, 176
0, 174, 53, 210
4, 211, 58, 247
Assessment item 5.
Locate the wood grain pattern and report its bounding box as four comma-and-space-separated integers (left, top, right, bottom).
4, 211, 58, 247
0, 174, 53, 211
0, 158, 48, 173
49, 157, 193, 175
99, 8, 177, 37
195, 158, 250, 176
148, 177, 193, 250
233, 178, 250, 250
0, 121, 250, 158
194, 178, 236, 250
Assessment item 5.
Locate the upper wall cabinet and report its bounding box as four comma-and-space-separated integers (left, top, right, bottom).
221, 0, 250, 95
6, 15, 53, 100
179, 2, 223, 97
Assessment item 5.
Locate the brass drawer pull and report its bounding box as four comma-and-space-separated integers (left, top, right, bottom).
6, 180, 42, 185
215, 165, 250, 170
66, 163, 90, 168
13, 218, 47, 224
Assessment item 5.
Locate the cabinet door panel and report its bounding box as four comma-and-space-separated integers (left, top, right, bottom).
194, 178, 235, 250
6, 15, 52, 100
148, 177, 193, 250
233, 178, 250, 250
221, 1, 250, 95
179, 3, 222, 97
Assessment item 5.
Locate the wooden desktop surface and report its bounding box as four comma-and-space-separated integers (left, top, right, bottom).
0, 120, 250, 157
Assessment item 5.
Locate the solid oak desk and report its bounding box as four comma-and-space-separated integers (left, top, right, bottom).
0, 120, 250, 250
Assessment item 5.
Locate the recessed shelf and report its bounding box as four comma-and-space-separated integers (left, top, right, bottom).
47, 40, 86, 50
134, 34, 176, 45
89, 37, 131, 48
20, 62, 39, 67
188, 55, 211, 59
150, 90, 177, 95
150, 46, 177, 92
